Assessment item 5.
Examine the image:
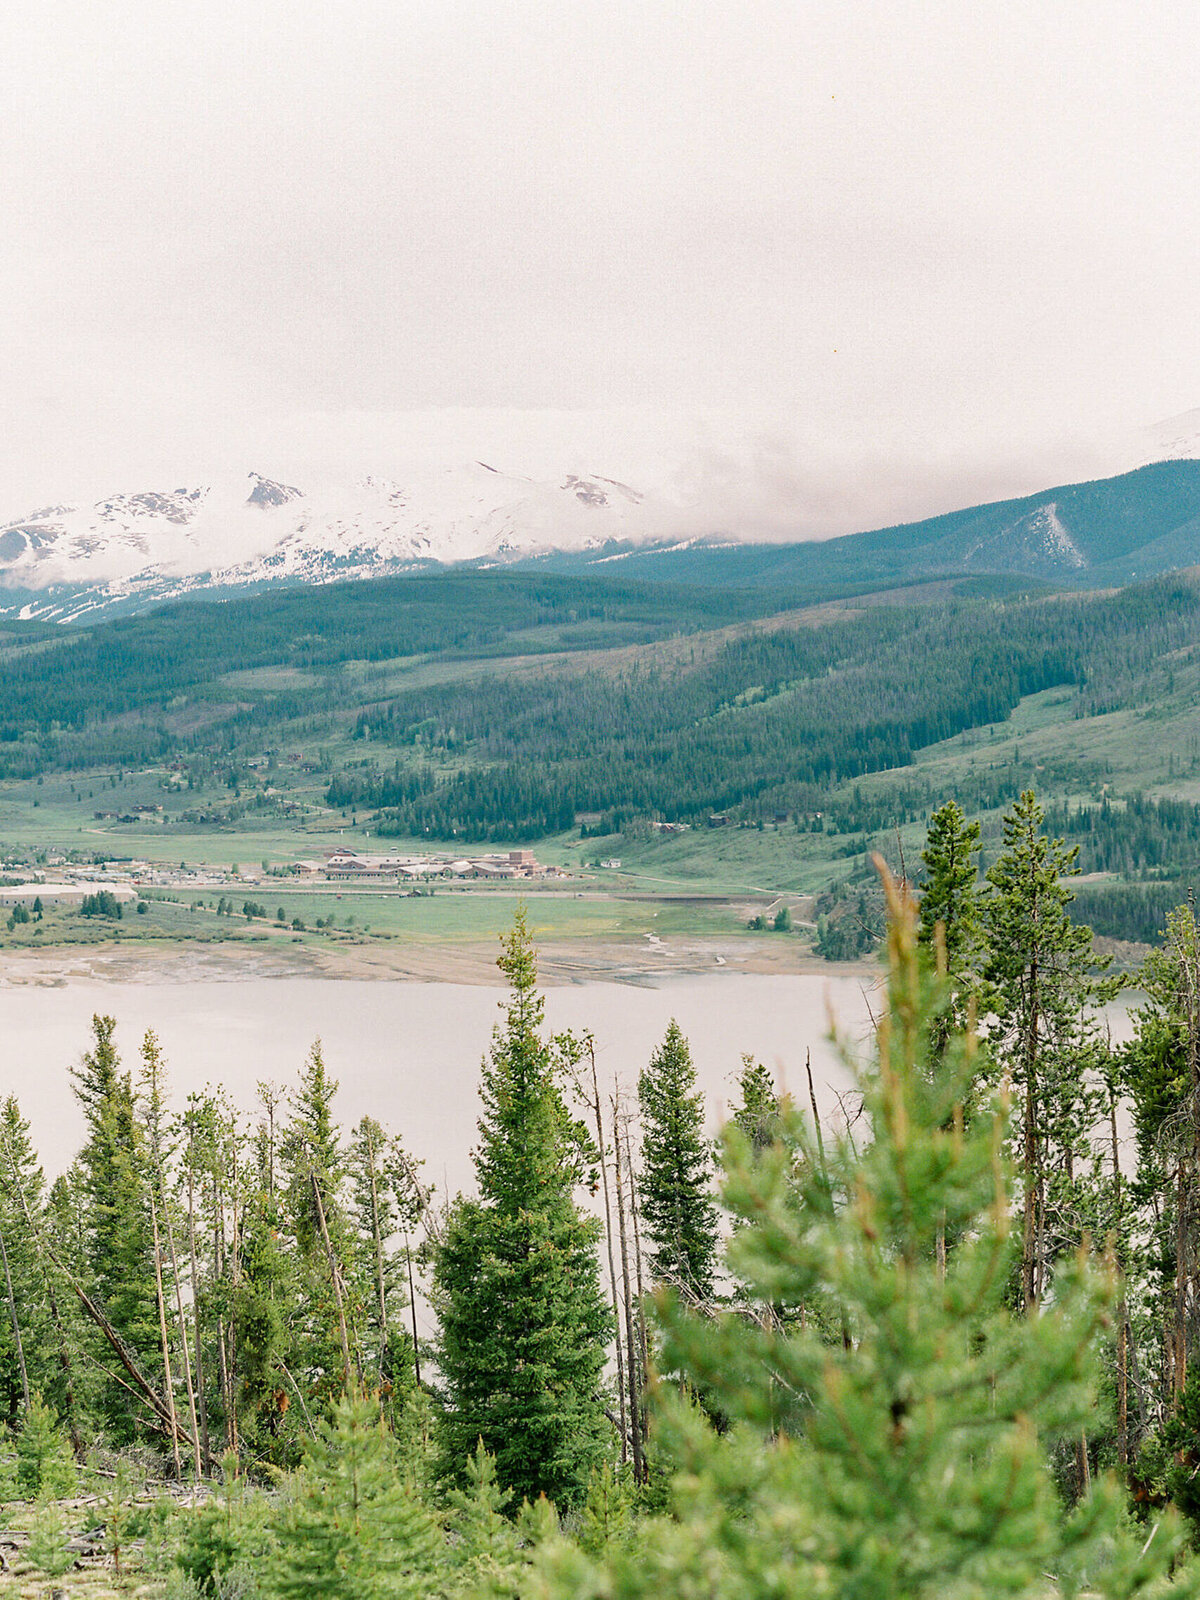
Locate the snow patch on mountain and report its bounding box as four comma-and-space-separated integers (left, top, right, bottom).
960, 500, 1087, 577
1132, 408, 1200, 467
0, 463, 666, 616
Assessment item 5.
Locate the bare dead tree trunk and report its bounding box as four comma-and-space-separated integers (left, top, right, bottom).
404, 1232, 421, 1389
0, 1219, 29, 1410
162, 1193, 202, 1479
363, 1124, 390, 1378
149, 1188, 183, 1478
212, 1165, 232, 1453
1110, 1081, 1128, 1465
588, 1045, 627, 1463
186, 1159, 212, 1471
612, 1094, 644, 1485
1175, 1159, 1188, 1403
1022, 963, 1041, 1313
312, 1172, 354, 1390
623, 1118, 650, 1417
227, 1138, 242, 1451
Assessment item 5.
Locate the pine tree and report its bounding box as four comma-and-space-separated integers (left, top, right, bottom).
25, 1499, 75, 1580
281, 1043, 357, 1399
637, 1021, 719, 1301
282, 1041, 346, 1261
0, 1098, 63, 1426
16, 1394, 75, 1499
918, 799, 984, 1066
431, 908, 611, 1509
69, 1015, 158, 1436
530, 873, 1194, 1600
177, 1448, 275, 1594
1123, 901, 1200, 1412
983, 790, 1119, 1310
730, 1055, 782, 1156
270, 1394, 440, 1600
346, 1116, 423, 1394
444, 1442, 524, 1591
918, 798, 982, 977
234, 1186, 301, 1467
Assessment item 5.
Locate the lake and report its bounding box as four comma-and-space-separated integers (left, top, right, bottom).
0, 969, 879, 1198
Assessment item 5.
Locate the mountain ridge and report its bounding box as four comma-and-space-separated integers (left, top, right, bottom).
4, 455, 1200, 622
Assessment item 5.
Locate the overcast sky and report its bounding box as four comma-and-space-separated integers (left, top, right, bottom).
2, 0, 1198, 533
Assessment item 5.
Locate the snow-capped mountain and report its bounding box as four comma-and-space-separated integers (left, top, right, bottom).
0, 465, 658, 621
1137, 407, 1200, 466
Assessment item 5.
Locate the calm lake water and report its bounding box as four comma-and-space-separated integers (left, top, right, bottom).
0, 970, 879, 1197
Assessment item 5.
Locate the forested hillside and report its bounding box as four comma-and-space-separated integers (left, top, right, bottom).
0, 569, 784, 773
6, 561, 1200, 948
9, 813, 1200, 1595
339, 574, 1200, 837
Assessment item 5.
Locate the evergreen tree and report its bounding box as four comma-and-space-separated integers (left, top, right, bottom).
918, 799, 984, 1066
1123, 901, 1200, 1417
443, 1442, 526, 1591
918, 798, 983, 976
281, 1043, 357, 1400
16, 1394, 75, 1499
0, 1098, 63, 1425
530, 874, 1195, 1600
270, 1394, 440, 1600
983, 790, 1119, 1309
346, 1116, 423, 1395
637, 1021, 719, 1301
282, 1042, 346, 1261
25, 1499, 74, 1581
729, 1055, 782, 1156
69, 1015, 158, 1433
234, 1186, 302, 1467
431, 909, 611, 1509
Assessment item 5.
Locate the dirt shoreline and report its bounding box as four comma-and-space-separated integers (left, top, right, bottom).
0, 934, 878, 988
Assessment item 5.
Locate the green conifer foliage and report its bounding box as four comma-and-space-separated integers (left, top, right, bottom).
577, 1460, 635, 1558
282, 1041, 346, 1262
431, 909, 611, 1509
178, 1449, 276, 1594
983, 790, 1119, 1309
0, 1098, 62, 1425
234, 1188, 302, 1467
918, 798, 983, 976
1123, 901, 1200, 1421
281, 1042, 359, 1403
347, 1116, 424, 1394
444, 1442, 524, 1591
25, 1499, 74, 1580
730, 1055, 781, 1156
531, 875, 1194, 1600
637, 1022, 719, 1301
16, 1394, 75, 1499
270, 1394, 440, 1600
70, 1015, 158, 1390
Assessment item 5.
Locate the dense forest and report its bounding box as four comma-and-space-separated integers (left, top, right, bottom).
0, 570, 799, 776
9, 793, 1200, 1594
335, 575, 1200, 837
